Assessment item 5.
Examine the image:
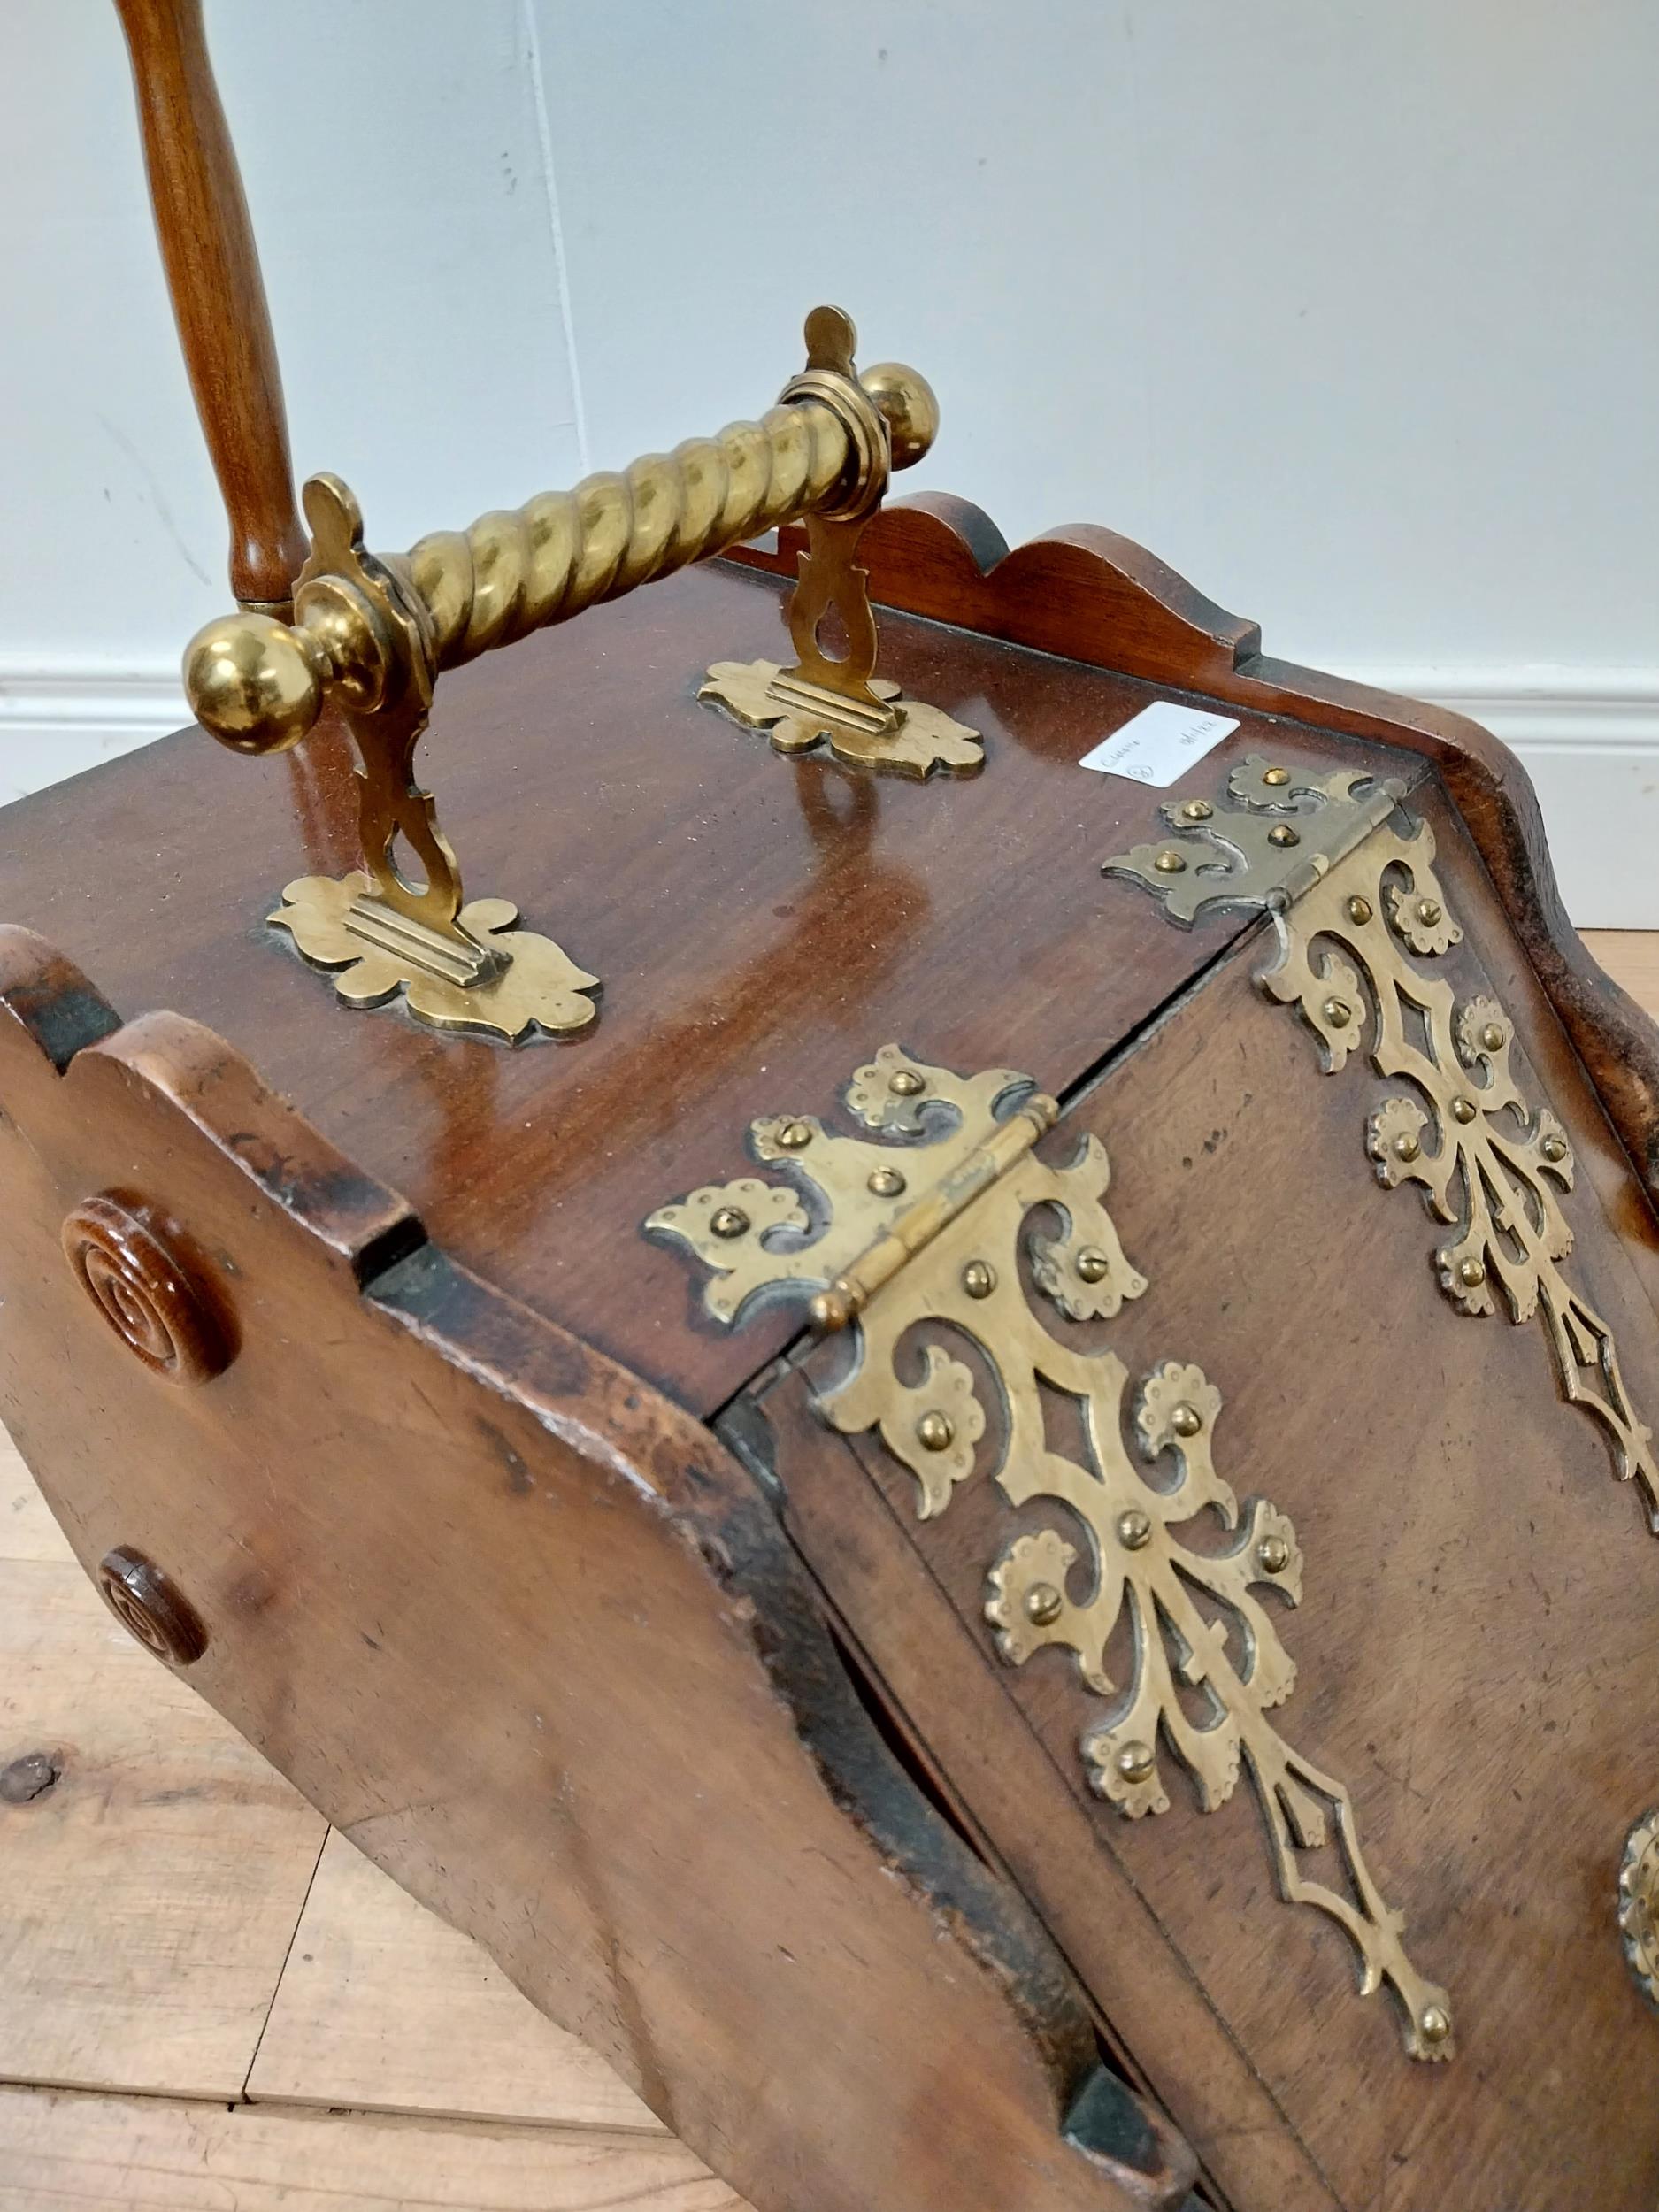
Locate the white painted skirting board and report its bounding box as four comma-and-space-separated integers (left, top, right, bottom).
4, 664, 1657, 929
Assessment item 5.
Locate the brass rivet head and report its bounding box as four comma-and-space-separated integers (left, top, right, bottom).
1416, 897, 1442, 927
867, 1166, 907, 1198
1171, 1401, 1203, 1438
1346, 895, 1373, 926
1542, 1133, 1569, 1164
1153, 849, 1187, 874
1256, 1533, 1291, 1576
1075, 1247, 1111, 1284
1179, 798, 1213, 821
1392, 1132, 1422, 1164
1479, 1023, 1505, 1053
1456, 1256, 1486, 1288
1418, 2005, 1452, 2047
888, 1069, 926, 1097
1268, 824, 1300, 849
1116, 1740, 1156, 1785
710, 1205, 749, 1240
1024, 1581, 1064, 1626
961, 1260, 996, 1300
777, 1118, 813, 1151
1262, 765, 1291, 787
1451, 1097, 1478, 1125
1117, 1508, 1152, 1551
1322, 996, 1353, 1030
916, 1409, 955, 1453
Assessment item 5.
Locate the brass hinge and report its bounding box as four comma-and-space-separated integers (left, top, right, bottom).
646, 1040, 1454, 2062
644, 1045, 1058, 1333
1100, 753, 1404, 926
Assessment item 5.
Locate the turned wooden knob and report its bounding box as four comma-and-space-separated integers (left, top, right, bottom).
97, 1546, 209, 1665
62, 1194, 231, 1385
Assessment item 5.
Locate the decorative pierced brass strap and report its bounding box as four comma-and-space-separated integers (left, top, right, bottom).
1105, 759, 1659, 1532
700, 312, 982, 780
648, 1046, 1453, 2061
180, 308, 945, 1042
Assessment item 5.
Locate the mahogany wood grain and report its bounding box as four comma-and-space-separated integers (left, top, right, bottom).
0, 929, 1195, 2212
733, 498, 1659, 1217
0, 558, 1425, 1425
115, 0, 305, 609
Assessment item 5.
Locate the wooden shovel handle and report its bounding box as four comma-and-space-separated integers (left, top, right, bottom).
115, 0, 306, 611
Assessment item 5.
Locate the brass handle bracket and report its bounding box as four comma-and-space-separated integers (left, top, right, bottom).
182, 305, 956, 1045
700, 308, 983, 780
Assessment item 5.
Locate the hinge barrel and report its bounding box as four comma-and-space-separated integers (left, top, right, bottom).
810, 1094, 1060, 1331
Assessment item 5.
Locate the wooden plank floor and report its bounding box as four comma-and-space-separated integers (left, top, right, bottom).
0, 930, 1650, 2208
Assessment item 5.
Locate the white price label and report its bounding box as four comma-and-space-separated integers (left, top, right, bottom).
1079, 701, 1240, 787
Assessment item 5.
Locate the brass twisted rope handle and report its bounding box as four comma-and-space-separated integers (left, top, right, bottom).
183, 311, 937, 758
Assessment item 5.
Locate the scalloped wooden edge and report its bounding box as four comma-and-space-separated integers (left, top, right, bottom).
727, 496, 1659, 1210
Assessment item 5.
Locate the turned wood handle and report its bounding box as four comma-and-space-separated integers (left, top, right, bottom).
116, 0, 307, 611
179, 331, 939, 757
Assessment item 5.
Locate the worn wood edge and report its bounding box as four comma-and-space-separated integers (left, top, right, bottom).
724, 495, 1659, 1213
366, 1244, 1196, 2208
0, 926, 1196, 2212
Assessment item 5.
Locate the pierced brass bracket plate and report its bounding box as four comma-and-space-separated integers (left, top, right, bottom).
699, 658, 983, 780
700, 311, 983, 780
270, 873, 599, 1043
1105, 757, 1659, 1532
648, 1044, 1453, 2061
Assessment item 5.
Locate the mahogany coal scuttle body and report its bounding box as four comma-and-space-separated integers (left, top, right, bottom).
4, 499, 1659, 2212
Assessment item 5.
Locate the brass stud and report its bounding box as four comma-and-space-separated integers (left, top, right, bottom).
1392, 1132, 1422, 1164
1415, 897, 1442, 927
888, 1069, 926, 1097
961, 1259, 996, 1300
1262, 765, 1291, 787
776, 1118, 813, 1150
1541, 1133, 1569, 1164
1075, 1247, 1111, 1284
1322, 997, 1353, 1030
1117, 1508, 1152, 1551
915, 1409, 955, 1453
1024, 1581, 1064, 1626
1479, 1023, 1505, 1054
1268, 824, 1300, 849
1451, 1097, 1477, 1124
1256, 1532, 1291, 1576
1418, 2004, 1452, 2047
710, 1205, 749, 1240
1346, 895, 1373, 926
1179, 798, 1213, 822
1171, 1401, 1203, 1438
1456, 1256, 1486, 1289
868, 1166, 907, 1198
1116, 1740, 1156, 1785
1153, 849, 1187, 874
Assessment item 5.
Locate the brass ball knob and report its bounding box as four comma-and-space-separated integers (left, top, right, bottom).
183, 612, 326, 756
858, 361, 940, 470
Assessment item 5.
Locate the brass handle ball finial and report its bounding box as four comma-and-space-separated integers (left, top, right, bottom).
185, 610, 328, 756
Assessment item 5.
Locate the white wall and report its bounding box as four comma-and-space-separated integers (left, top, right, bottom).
3, 1, 1655, 919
